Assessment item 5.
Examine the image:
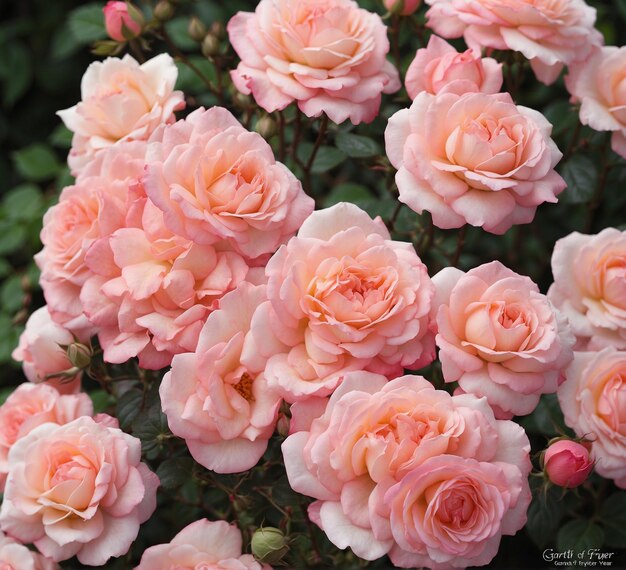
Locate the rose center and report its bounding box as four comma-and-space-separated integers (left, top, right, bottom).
233, 372, 255, 402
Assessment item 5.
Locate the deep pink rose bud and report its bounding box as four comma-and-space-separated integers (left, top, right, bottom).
384, 0, 421, 15
544, 440, 593, 488
103, 1, 143, 42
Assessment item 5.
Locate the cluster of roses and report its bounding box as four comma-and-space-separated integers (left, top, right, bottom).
0, 0, 624, 568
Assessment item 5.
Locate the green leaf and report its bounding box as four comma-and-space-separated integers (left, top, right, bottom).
68, 4, 108, 44
0, 220, 27, 256
599, 492, 626, 548
2, 184, 43, 221
90, 389, 115, 414
0, 42, 33, 108
12, 144, 61, 182
295, 144, 346, 174
324, 183, 372, 207
165, 18, 198, 51
520, 393, 568, 437
175, 58, 216, 94
335, 132, 381, 158
116, 388, 143, 430
0, 276, 23, 314
0, 313, 22, 363
542, 101, 577, 137
156, 457, 195, 489
0, 386, 14, 406
49, 124, 73, 149
557, 520, 605, 553
526, 488, 566, 549
132, 400, 170, 460
560, 155, 598, 205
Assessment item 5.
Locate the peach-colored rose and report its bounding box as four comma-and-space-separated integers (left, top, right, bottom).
282, 372, 531, 567
0, 416, 159, 566
385, 91, 566, 234
161, 283, 282, 473
12, 307, 83, 394
566, 46, 626, 160
543, 440, 593, 488
253, 202, 436, 402
425, 0, 603, 85
228, 0, 401, 125
80, 195, 250, 370
559, 348, 626, 488
548, 228, 626, 350
103, 1, 142, 42
384, 0, 421, 15
0, 530, 58, 570
0, 383, 92, 491
433, 261, 574, 418
145, 107, 314, 260
135, 519, 267, 570
57, 54, 184, 175
405, 35, 502, 98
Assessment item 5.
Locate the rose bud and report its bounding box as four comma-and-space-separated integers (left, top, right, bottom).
103, 1, 143, 42
384, 0, 421, 16
188, 16, 207, 42
544, 440, 593, 488
251, 527, 289, 564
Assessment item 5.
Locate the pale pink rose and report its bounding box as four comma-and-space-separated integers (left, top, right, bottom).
0, 530, 58, 570
405, 35, 502, 98
12, 306, 82, 394
386, 91, 566, 234
433, 261, 574, 418
0, 383, 92, 491
161, 283, 282, 473
103, 1, 142, 42
254, 202, 436, 402
566, 46, 626, 160
384, 0, 421, 15
544, 440, 593, 488
0, 416, 159, 566
135, 519, 267, 570
425, 0, 603, 85
36, 142, 147, 337
282, 372, 531, 567
228, 0, 401, 125
145, 107, 314, 260
548, 228, 626, 350
57, 54, 184, 174
559, 348, 626, 488
81, 195, 250, 370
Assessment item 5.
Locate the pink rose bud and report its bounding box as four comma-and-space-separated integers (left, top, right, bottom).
384, 0, 421, 15
544, 440, 593, 488
103, 1, 143, 42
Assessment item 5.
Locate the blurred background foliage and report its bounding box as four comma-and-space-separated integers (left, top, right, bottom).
0, 0, 625, 567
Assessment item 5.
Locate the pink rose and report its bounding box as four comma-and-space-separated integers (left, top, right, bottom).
0, 530, 58, 570
425, 0, 603, 85
161, 283, 282, 473
384, 0, 421, 15
135, 519, 267, 570
254, 202, 435, 402
145, 107, 314, 260
282, 372, 531, 567
385, 91, 566, 234
566, 46, 626, 160
228, 0, 401, 124
103, 1, 142, 42
405, 35, 502, 98
12, 306, 83, 394
548, 228, 626, 350
57, 54, 184, 175
0, 383, 92, 491
558, 348, 626, 488
544, 440, 593, 488
433, 261, 574, 418
0, 416, 159, 566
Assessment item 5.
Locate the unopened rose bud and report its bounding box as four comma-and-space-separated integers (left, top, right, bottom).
188, 16, 207, 42
276, 413, 290, 437
544, 440, 593, 488
201, 34, 220, 58
66, 342, 92, 370
255, 115, 277, 139
384, 0, 421, 15
251, 527, 289, 564
233, 91, 251, 108
103, 1, 143, 42
210, 21, 225, 39
153, 0, 174, 22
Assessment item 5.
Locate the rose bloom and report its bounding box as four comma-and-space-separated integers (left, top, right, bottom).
0, 530, 58, 570
283, 372, 531, 568
385, 91, 566, 234
405, 35, 503, 98
161, 283, 282, 473
145, 107, 314, 260
425, 0, 603, 85
0, 383, 92, 491
228, 0, 401, 124
12, 306, 83, 394
548, 228, 626, 350
433, 261, 574, 418
103, 1, 142, 42
253, 202, 435, 402
57, 54, 184, 174
559, 348, 626, 488
0, 416, 159, 566
543, 440, 593, 488
80, 194, 250, 370
136, 519, 267, 570
566, 46, 626, 160
384, 0, 421, 15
